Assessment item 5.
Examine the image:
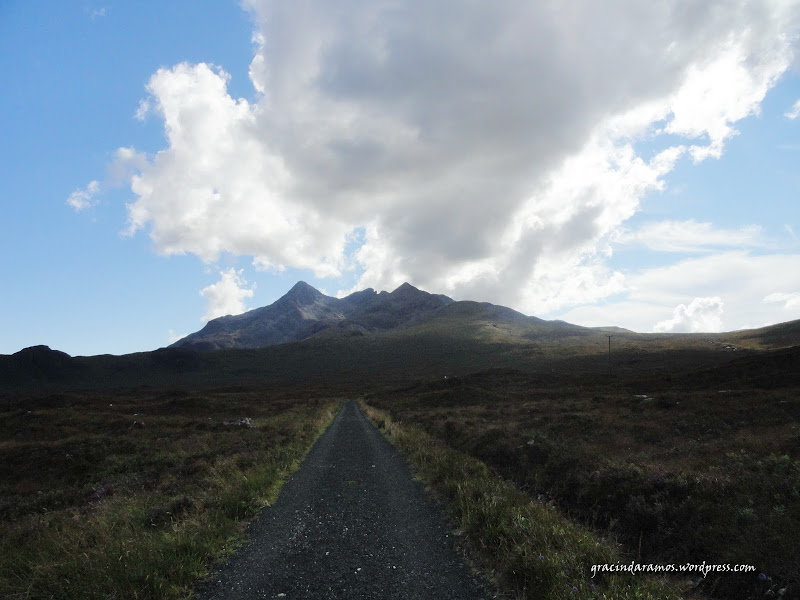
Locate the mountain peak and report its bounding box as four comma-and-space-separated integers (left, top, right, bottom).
283, 281, 323, 303
288, 280, 320, 294
391, 282, 421, 295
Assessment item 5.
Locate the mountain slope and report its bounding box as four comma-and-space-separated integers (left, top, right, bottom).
172, 281, 454, 351
173, 282, 344, 351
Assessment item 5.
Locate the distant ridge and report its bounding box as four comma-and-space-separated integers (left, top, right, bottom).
171, 281, 454, 351
3, 283, 800, 391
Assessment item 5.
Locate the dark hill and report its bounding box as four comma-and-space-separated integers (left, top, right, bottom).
0, 346, 84, 387
668, 344, 800, 390
728, 318, 800, 349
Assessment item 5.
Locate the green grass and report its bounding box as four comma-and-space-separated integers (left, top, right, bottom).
0, 387, 339, 599
361, 401, 691, 600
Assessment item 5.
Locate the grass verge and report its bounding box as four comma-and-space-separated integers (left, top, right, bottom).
0, 388, 339, 599
361, 400, 691, 600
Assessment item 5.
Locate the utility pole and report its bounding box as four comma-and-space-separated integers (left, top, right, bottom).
606, 334, 613, 375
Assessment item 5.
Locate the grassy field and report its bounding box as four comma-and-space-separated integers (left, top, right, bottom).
0, 386, 339, 600
364, 366, 800, 600
361, 400, 691, 600
2, 314, 798, 599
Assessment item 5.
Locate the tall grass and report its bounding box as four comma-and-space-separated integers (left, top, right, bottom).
361, 401, 688, 600
365, 370, 800, 599
0, 389, 339, 599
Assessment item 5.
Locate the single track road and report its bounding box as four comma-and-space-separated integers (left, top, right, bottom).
195, 400, 491, 599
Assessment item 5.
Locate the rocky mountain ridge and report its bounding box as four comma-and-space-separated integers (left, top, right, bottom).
171, 281, 455, 351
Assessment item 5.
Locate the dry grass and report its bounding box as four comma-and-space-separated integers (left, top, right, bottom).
361, 401, 691, 600
0, 387, 339, 599
366, 369, 800, 600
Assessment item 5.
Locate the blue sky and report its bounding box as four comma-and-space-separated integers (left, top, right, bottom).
2, 1, 800, 356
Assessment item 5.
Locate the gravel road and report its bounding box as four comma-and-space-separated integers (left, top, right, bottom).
195, 400, 490, 600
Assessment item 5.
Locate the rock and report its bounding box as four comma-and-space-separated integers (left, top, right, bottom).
223, 417, 254, 428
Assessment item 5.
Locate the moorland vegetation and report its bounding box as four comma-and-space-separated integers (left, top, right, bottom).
0, 386, 338, 599
2, 282, 799, 599
364, 355, 800, 600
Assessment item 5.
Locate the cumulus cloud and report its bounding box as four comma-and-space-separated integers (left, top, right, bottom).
199, 268, 255, 321
557, 252, 800, 332
67, 180, 101, 211
617, 220, 764, 253
654, 297, 724, 333
82, 1, 799, 318
663, 37, 789, 162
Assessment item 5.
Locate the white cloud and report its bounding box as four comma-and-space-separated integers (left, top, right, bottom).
67, 149, 148, 213
134, 99, 150, 121
654, 297, 724, 333
79, 1, 800, 321
118, 62, 349, 276
67, 180, 101, 211
617, 220, 764, 253
785, 98, 800, 119
664, 37, 789, 162
199, 268, 255, 321
763, 291, 800, 310
557, 252, 800, 332
108, 147, 148, 188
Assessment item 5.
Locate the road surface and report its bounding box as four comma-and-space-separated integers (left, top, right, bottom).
195, 400, 490, 600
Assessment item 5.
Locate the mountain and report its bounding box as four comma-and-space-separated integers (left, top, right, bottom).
3, 280, 800, 392
171, 281, 454, 351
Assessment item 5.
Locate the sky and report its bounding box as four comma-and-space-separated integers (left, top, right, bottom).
2, 0, 800, 357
